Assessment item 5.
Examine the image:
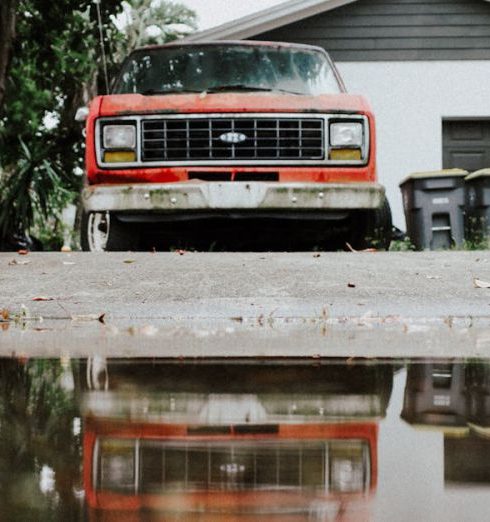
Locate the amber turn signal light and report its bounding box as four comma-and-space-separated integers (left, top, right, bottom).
329, 148, 362, 161
103, 151, 137, 163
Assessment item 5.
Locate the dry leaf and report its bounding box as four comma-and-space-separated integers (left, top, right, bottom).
17, 249, 29, 256
9, 258, 30, 266
71, 313, 106, 322
345, 243, 377, 253
140, 324, 158, 336
347, 282, 356, 288
124, 259, 135, 264
32, 297, 55, 302
474, 278, 490, 289
1, 309, 9, 321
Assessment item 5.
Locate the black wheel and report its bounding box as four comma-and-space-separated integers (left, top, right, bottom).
350, 197, 393, 251
80, 211, 137, 251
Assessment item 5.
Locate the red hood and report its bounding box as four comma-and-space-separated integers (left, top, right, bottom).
96, 92, 371, 117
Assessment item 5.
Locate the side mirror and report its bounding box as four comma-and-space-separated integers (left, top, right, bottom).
75, 107, 89, 122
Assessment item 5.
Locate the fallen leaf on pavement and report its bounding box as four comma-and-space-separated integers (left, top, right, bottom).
124, 259, 135, 264
345, 243, 377, 253
1, 309, 9, 321
17, 249, 29, 256
71, 313, 106, 322
32, 297, 55, 301
474, 278, 490, 289
347, 282, 356, 288
9, 258, 30, 265
127, 325, 158, 336
140, 324, 158, 336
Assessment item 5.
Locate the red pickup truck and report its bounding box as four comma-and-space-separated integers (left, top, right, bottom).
80, 41, 391, 251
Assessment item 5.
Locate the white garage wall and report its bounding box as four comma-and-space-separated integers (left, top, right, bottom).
337, 61, 490, 229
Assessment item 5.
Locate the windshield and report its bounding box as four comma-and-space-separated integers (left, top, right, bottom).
114, 44, 342, 96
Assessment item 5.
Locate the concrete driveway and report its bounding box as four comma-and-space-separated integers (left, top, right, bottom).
1, 251, 490, 358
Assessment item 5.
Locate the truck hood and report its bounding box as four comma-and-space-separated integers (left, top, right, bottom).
97, 92, 371, 117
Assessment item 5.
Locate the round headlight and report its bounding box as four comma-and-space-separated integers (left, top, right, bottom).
103, 124, 136, 149
330, 122, 363, 147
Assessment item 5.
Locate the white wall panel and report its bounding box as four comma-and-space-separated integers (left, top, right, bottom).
338, 61, 490, 228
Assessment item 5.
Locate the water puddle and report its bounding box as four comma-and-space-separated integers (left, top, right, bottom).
0, 356, 489, 520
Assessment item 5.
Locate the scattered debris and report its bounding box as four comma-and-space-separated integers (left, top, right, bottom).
231, 316, 244, 323
474, 278, 490, 289
426, 275, 442, 280
9, 258, 30, 266
346, 242, 378, 253
71, 313, 106, 323
61, 245, 72, 253
124, 259, 136, 264
128, 324, 158, 336
63, 261, 76, 266
176, 249, 186, 256
1, 309, 10, 322
347, 282, 356, 288
32, 297, 55, 302
313, 253, 321, 258
17, 249, 29, 256
444, 316, 454, 329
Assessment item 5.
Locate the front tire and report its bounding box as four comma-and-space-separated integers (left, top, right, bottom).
81, 211, 137, 251
350, 197, 393, 251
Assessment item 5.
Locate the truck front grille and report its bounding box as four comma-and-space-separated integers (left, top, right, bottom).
142, 117, 325, 163
139, 441, 327, 492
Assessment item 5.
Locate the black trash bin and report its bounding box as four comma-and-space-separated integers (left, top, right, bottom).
465, 168, 490, 245
400, 169, 468, 250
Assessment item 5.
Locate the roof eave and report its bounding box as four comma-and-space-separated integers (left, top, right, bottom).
183, 0, 358, 42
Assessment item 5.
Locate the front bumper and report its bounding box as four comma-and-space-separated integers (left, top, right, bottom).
82, 182, 385, 213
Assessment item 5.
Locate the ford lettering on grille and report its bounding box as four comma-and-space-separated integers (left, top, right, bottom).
220, 132, 247, 144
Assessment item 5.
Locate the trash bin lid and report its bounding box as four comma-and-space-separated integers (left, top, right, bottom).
465, 168, 490, 181
399, 168, 468, 187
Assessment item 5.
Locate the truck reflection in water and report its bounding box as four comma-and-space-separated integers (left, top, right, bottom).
402, 360, 490, 485
82, 360, 393, 521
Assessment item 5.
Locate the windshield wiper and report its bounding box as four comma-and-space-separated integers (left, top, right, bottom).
207, 84, 302, 95
141, 88, 204, 95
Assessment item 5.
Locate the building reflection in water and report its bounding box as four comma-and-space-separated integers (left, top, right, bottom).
81, 360, 393, 521
402, 360, 490, 485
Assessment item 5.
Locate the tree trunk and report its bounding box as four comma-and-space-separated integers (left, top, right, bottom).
0, 0, 18, 114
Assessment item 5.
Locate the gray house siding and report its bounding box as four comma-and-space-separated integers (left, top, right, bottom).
252, 0, 490, 61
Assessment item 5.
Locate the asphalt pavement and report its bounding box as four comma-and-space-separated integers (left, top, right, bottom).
1, 250, 490, 358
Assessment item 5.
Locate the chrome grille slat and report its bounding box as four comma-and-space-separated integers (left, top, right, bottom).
141, 116, 325, 162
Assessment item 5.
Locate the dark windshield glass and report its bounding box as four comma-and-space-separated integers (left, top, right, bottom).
114, 45, 342, 96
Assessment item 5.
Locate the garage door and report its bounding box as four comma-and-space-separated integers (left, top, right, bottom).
443, 120, 490, 172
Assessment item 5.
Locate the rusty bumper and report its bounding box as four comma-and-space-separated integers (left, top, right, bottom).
82, 182, 385, 213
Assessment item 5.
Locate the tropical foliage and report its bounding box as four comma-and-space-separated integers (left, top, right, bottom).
0, 0, 196, 249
